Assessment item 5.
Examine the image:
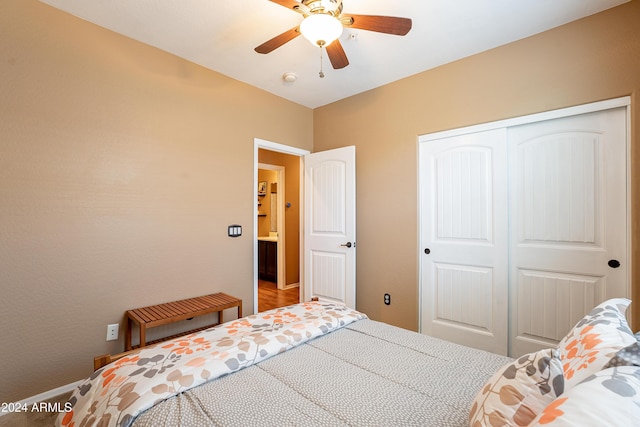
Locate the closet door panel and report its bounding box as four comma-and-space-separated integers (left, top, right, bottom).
509, 108, 627, 357
517, 269, 600, 341
420, 129, 509, 355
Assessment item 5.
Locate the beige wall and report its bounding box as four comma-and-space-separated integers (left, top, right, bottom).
0, 0, 312, 402
257, 169, 277, 237
314, 1, 640, 331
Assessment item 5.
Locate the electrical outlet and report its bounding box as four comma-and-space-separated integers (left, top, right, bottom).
106, 323, 119, 341
384, 293, 391, 305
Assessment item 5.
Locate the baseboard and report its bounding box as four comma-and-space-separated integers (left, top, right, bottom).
0, 380, 83, 417
283, 282, 300, 290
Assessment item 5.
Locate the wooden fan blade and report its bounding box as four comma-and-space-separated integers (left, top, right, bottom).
255, 27, 300, 54
342, 14, 412, 36
268, 0, 301, 10
326, 40, 349, 69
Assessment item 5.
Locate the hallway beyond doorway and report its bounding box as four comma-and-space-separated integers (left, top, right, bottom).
258, 280, 299, 312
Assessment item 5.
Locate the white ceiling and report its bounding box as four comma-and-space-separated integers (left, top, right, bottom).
40, 0, 627, 109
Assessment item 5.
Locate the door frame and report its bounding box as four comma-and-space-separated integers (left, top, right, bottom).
254, 138, 310, 313
418, 96, 632, 334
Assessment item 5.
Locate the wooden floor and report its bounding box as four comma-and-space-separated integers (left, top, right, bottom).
258, 279, 300, 312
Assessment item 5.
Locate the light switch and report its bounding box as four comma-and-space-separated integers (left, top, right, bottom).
228, 224, 242, 237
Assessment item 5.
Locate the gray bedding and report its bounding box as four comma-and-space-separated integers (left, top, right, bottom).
132, 319, 512, 426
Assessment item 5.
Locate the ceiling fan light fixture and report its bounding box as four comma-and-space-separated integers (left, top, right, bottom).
299, 13, 343, 47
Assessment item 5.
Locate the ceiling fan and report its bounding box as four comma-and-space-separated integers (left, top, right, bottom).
254, 0, 412, 70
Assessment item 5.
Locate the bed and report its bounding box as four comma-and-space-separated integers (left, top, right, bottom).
57, 299, 640, 427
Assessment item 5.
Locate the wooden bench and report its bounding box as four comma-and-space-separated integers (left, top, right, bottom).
124, 292, 242, 351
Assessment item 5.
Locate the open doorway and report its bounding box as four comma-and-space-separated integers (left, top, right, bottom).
254, 139, 309, 313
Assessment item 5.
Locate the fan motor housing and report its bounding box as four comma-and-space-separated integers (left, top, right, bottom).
302, 0, 343, 17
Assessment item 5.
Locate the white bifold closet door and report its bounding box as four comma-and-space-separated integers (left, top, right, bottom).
420, 103, 628, 357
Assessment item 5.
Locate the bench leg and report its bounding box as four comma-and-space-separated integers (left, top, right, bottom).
139, 325, 146, 348
125, 317, 133, 351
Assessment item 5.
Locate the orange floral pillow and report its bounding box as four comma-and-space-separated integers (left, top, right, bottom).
557, 298, 635, 390
469, 349, 564, 427
531, 366, 640, 426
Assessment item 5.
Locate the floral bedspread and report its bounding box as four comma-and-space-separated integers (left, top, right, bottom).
57, 301, 367, 427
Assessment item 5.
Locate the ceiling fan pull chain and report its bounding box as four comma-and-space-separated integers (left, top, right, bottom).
319, 46, 325, 78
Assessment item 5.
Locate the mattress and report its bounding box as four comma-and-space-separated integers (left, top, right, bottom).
132, 319, 511, 426
58, 302, 511, 427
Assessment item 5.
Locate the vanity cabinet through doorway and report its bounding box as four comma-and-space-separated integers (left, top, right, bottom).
258, 239, 277, 282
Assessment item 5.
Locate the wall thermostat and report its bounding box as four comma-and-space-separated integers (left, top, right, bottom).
228, 224, 242, 237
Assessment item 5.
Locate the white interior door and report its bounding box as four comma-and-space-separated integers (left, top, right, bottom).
509, 107, 628, 356
304, 146, 356, 308
419, 129, 509, 355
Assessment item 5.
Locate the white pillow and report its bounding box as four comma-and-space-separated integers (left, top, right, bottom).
530, 366, 640, 426
557, 298, 635, 389
469, 348, 564, 427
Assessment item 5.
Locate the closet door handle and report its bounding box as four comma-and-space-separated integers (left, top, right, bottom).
341, 242, 352, 248
608, 259, 621, 268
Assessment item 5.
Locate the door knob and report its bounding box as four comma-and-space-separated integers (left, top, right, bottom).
608, 259, 621, 268
424, 248, 431, 255
341, 242, 352, 248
